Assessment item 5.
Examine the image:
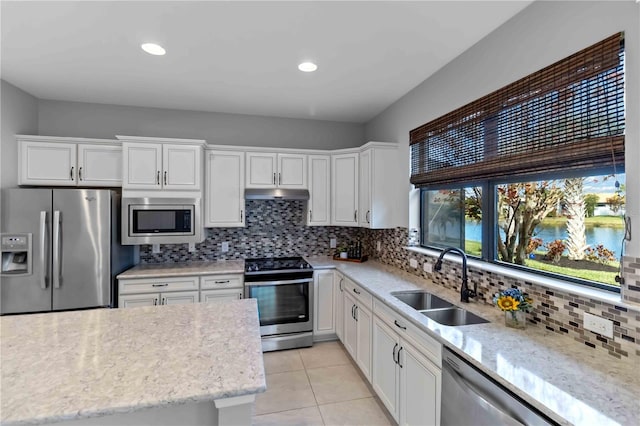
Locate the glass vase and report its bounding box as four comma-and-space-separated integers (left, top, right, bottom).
504, 310, 526, 329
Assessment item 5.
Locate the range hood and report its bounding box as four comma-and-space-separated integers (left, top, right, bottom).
244, 188, 310, 200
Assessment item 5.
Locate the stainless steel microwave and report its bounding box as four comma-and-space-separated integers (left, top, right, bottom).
122, 198, 203, 245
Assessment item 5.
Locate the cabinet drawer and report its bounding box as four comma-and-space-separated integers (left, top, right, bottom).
200, 274, 243, 290
118, 276, 199, 295
343, 277, 373, 310
374, 300, 441, 367
201, 288, 243, 303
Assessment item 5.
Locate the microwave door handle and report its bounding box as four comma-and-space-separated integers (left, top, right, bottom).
39, 211, 48, 290
53, 210, 61, 289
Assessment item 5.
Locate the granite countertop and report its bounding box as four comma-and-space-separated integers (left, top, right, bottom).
305, 256, 639, 426
117, 260, 245, 279
0, 299, 265, 425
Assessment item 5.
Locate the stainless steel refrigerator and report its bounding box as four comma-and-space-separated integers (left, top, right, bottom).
1, 188, 135, 314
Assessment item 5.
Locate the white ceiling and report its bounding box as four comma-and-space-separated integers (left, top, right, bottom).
1, 1, 532, 123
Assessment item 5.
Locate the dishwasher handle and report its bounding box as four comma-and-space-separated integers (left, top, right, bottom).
444, 357, 527, 426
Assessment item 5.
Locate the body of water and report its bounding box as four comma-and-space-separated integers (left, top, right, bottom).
465, 222, 625, 253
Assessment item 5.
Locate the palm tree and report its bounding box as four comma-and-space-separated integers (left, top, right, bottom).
564, 178, 588, 260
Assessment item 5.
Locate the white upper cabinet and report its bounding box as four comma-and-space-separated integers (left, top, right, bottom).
162, 144, 201, 190
246, 152, 307, 189
331, 152, 359, 226
359, 143, 399, 229
118, 136, 204, 192
77, 144, 122, 186
122, 142, 162, 189
205, 150, 245, 227
18, 135, 121, 187
307, 155, 331, 226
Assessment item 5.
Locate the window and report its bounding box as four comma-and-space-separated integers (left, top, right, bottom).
411, 34, 625, 291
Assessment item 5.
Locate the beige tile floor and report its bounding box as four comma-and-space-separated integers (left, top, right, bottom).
253, 341, 395, 426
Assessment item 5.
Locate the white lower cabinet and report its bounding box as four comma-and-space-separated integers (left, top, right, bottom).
334, 272, 345, 341
342, 286, 373, 382
313, 270, 335, 339
161, 291, 199, 305
372, 301, 441, 426
118, 290, 199, 307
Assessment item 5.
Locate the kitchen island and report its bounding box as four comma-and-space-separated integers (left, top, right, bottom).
0, 299, 265, 426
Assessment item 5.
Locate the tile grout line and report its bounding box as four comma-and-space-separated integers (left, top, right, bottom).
300, 349, 328, 425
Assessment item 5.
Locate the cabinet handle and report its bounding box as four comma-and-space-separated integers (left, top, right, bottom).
240, 210, 243, 221
353, 288, 361, 295
354, 305, 358, 321
394, 320, 407, 330
164, 171, 167, 185
309, 210, 312, 221
339, 278, 344, 291
70, 166, 74, 180
278, 172, 281, 185
161, 297, 166, 305
351, 304, 355, 319
215, 280, 230, 284
156, 171, 160, 185
366, 210, 370, 223
273, 173, 276, 184
354, 210, 358, 222
397, 346, 403, 368
152, 283, 169, 287
153, 298, 157, 305
78, 167, 83, 181
393, 343, 398, 364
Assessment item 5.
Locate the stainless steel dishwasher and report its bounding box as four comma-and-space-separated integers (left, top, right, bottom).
441, 347, 558, 426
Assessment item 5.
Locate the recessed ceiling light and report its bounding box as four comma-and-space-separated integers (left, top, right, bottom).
298, 62, 318, 72
141, 43, 166, 56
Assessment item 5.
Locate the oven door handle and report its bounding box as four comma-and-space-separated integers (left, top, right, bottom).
245, 278, 313, 286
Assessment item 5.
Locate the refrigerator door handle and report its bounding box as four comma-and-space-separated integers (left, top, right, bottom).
39, 211, 48, 290
53, 210, 61, 289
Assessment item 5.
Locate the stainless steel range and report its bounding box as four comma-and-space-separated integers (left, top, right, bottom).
244, 257, 314, 352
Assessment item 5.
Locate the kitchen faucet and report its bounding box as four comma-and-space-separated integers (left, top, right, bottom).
434, 247, 476, 303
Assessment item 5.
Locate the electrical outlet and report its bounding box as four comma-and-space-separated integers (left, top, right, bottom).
152, 244, 161, 254
423, 262, 433, 273
188, 242, 196, 252
377, 241, 381, 251
409, 258, 418, 268
583, 312, 613, 338
330, 238, 337, 248
221, 242, 229, 252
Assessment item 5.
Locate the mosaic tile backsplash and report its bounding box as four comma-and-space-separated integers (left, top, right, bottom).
367, 228, 640, 359
139, 200, 366, 262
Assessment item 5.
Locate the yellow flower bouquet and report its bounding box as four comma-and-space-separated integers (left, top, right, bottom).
493, 288, 533, 329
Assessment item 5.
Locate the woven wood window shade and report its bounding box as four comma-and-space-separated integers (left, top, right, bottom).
410, 33, 625, 187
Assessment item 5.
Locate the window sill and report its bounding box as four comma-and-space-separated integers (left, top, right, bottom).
405, 246, 626, 308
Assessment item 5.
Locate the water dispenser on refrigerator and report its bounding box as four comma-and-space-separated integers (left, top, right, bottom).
1, 234, 32, 275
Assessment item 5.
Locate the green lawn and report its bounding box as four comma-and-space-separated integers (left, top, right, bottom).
465, 240, 482, 256
525, 257, 619, 286
542, 215, 625, 228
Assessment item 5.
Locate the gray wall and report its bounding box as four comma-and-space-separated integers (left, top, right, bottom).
1, 80, 38, 189
38, 100, 364, 150
364, 0, 640, 256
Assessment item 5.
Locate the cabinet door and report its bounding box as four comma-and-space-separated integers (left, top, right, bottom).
77, 144, 122, 186
201, 289, 243, 303
119, 293, 160, 308
205, 150, 245, 227
355, 304, 373, 382
343, 293, 358, 359
20, 141, 77, 186
245, 152, 277, 188
334, 273, 345, 341
308, 155, 331, 226
313, 270, 335, 337
160, 290, 199, 305
162, 144, 201, 190
331, 153, 359, 226
122, 142, 162, 189
358, 149, 372, 227
399, 341, 441, 426
278, 153, 307, 188
372, 317, 400, 422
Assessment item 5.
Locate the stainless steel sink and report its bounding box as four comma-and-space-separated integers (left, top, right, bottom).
392, 291, 454, 310
420, 307, 489, 326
